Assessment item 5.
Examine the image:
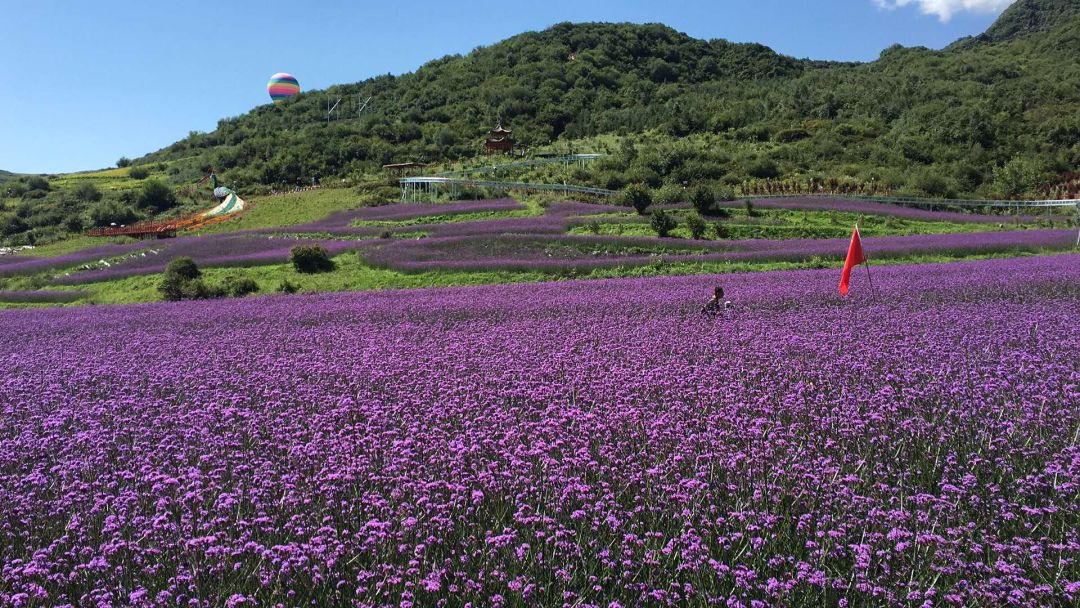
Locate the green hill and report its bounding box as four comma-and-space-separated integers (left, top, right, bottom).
133, 15, 1079, 197
3, 7, 1080, 247
982, 0, 1080, 42
139, 22, 810, 185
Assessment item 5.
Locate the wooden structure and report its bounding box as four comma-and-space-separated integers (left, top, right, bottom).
87, 219, 183, 239
484, 122, 515, 155
86, 211, 240, 239
382, 162, 431, 177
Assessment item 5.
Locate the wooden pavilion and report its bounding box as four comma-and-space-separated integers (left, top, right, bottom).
484, 122, 515, 155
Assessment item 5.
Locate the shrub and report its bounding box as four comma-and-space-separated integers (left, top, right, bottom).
137, 179, 178, 213
277, 280, 299, 294
4, 182, 28, 198
584, 219, 602, 235
379, 229, 394, 239
747, 159, 780, 179
690, 186, 716, 215
0, 213, 28, 237
713, 223, 730, 239
653, 183, 685, 205
623, 183, 652, 215
222, 274, 259, 297
290, 245, 336, 273
72, 182, 102, 203
650, 209, 677, 238
166, 257, 201, 281
181, 279, 221, 300
912, 172, 954, 199
26, 176, 50, 191
686, 214, 708, 239
63, 214, 86, 233
745, 199, 759, 217
715, 186, 736, 202
128, 166, 150, 180
116, 157, 132, 168
775, 127, 811, 143
88, 200, 141, 227
159, 257, 201, 301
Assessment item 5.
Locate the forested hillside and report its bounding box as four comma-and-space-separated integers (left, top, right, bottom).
138, 2, 1079, 198
2, 0, 1079, 247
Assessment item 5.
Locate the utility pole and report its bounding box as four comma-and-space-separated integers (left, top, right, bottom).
327, 97, 342, 123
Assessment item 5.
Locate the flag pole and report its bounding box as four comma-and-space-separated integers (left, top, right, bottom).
858, 223, 877, 300
863, 258, 877, 300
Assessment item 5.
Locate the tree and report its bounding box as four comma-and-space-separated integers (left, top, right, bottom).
623, 183, 652, 215
690, 186, 716, 215
650, 209, 677, 237
117, 157, 132, 168
159, 257, 202, 301
290, 245, 336, 273
686, 213, 708, 239
137, 179, 178, 213
993, 157, 1043, 199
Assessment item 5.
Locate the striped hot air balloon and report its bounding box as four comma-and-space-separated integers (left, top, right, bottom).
267, 73, 300, 104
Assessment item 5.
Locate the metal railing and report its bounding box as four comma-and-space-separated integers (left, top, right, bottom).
429, 154, 605, 178
738, 193, 1078, 209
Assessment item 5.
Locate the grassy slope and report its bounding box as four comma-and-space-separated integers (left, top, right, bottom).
50, 165, 170, 193
192, 188, 376, 234
3, 187, 1074, 307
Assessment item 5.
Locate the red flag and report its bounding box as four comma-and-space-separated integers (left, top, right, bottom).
839, 225, 866, 296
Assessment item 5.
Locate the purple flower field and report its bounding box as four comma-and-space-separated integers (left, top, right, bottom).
51, 235, 371, 285
353, 199, 525, 221
723, 198, 1067, 223
277, 199, 527, 235
0, 243, 148, 278
364, 229, 1076, 273
1, 254, 1078, 606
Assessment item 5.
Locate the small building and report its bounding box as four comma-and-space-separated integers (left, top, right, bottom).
484, 122, 515, 155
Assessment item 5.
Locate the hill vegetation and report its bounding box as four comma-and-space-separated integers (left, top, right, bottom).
977, 0, 1080, 43
1, 0, 1079, 247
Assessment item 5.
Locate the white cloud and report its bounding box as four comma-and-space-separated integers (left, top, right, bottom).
874, 0, 1016, 22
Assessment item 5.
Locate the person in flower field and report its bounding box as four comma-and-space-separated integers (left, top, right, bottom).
701, 285, 732, 317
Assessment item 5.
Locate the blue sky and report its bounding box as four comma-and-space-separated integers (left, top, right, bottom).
0, 0, 1015, 174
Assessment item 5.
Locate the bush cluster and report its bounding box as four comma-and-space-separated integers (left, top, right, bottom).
649, 209, 677, 237
290, 245, 336, 273
623, 184, 653, 215
158, 258, 260, 302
